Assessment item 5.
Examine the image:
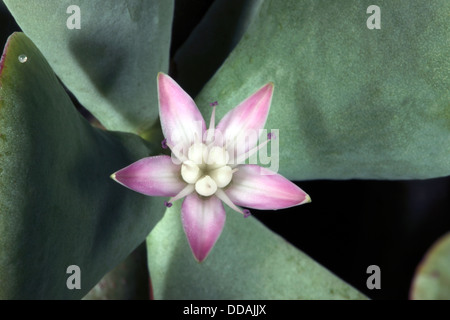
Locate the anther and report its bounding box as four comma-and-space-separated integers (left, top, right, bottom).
267, 132, 276, 140
164, 201, 173, 208
161, 139, 168, 149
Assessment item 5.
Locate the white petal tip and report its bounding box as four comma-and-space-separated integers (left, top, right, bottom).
157, 72, 169, 84
110, 173, 117, 181
301, 194, 312, 204
194, 255, 206, 263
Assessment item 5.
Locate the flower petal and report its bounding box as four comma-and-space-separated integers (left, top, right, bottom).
158, 73, 206, 150
111, 155, 185, 196
216, 83, 274, 156
226, 165, 310, 210
181, 194, 226, 262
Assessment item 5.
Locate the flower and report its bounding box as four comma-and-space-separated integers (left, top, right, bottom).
111, 73, 310, 262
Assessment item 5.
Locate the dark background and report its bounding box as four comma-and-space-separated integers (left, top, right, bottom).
1, 0, 449, 300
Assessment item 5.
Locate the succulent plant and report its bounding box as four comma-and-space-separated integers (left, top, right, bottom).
0, 0, 448, 300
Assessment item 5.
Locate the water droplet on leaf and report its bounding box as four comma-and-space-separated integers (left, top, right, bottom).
18, 55, 27, 63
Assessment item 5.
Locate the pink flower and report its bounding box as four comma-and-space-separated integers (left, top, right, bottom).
111, 73, 310, 262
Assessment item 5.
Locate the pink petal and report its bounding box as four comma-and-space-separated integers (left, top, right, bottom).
158, 73, 206, 150
181, 194, 226, 262
216, 83, 274, 155
226, 165, 310, 210
111, 155, 185, 197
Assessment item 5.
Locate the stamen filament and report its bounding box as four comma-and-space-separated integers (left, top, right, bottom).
168, 184, 195, 204
233, 139, 271, 167
215, 189, 245, 215
205, 106, 216, 144
166, 141, 188, 163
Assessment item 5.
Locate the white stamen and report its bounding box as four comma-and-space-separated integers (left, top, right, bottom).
176, 141, 239, 197
209, 166, 233, 188
207, 146, 229, 169
188, 143, 208, 165
195, 175, 217, 197
181, 160, 201, 184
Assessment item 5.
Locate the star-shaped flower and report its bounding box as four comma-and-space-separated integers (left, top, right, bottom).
111, 73, 310, 262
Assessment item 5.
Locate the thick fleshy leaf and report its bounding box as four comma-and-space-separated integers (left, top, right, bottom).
83, 243, 150, 300
3, 0, 174, 134
195, 0, 450, 180
216, 83, 273, 156
174, 0, 263, 97
226, 165, 310, 210
158, 73, 206, 149
410, 232, 450, 300
147, 202, 367, 299
181, 194, 226, 262
0, 33, 164, 299
112, 155, 184, 197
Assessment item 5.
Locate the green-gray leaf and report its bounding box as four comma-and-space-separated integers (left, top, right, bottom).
0, 33, 164, 299
147, 203, 367, 299
174, 0, 263, 97
3, 0, 174, 134
83, 243, 150, 300
410, 232, 450, 300
195, 0, 450, 180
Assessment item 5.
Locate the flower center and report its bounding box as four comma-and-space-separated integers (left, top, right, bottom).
181, 143, 233, 196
